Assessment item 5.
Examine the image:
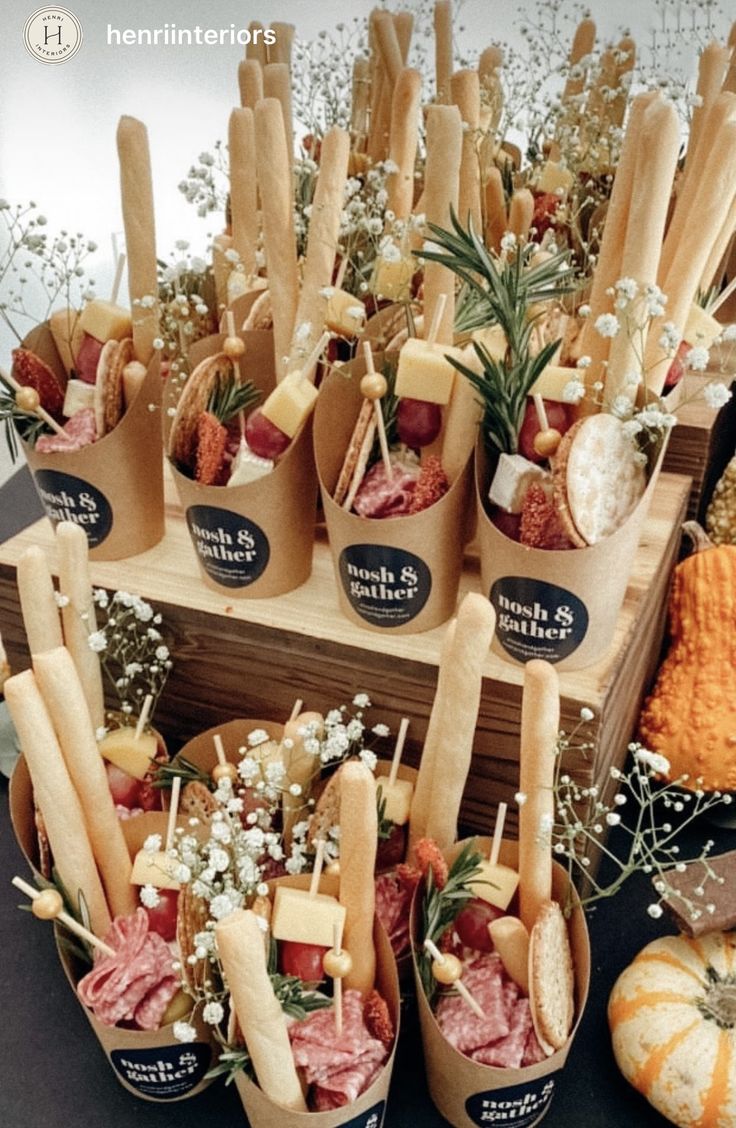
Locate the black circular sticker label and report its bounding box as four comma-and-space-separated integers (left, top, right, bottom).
466, 1074, 559, 1126
340, 1101, 386, 1128
339, 545, 431, 627
186, 505, 270, 588
33, 470, 113, 547
110, 1042, 211, 1099
490, 577, 588, 664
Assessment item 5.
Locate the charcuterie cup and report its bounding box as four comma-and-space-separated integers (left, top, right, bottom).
170, 329, 317, 598
411, 837, 590, 1128
314, 358, 474, 634
19, 322, 164, 561
475, 433, 669, 670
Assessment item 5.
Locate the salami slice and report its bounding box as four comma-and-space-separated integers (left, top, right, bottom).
435, 954, 511, 1054
374, 872, 412, 957
35, 407, 97, 453
353, 459, 420, 518
471, 998, 534, 1069
11, 347, 65, 419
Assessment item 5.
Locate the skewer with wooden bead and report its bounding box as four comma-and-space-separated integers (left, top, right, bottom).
1, 366, 67, 439
532, 393, 562, 458
12, 876, 116, 958
212, 732, 239, 785
323, 920, 353, 1036
424, 937, 485, 1018
387, 716, 410, 789
361, 342, 393, 480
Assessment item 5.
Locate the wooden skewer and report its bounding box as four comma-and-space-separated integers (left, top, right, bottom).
213, 733, 228, 767
334, 256, 348, 292
333, 921, 344, 1036
309, 839, 326, 897
134, 694, 153, 741
388, 717, 410, 788
165, 776, 181, 853
298, 331, 331, 385
110, 253, 126, 306
12, 875, 115, 958
1, 366, 67, 438
489, 801, 507, 867
426, 293, 447, 347
424, 937, 484, 1018
532, 394, 549, 432
709, 274, 736, 316
363, 342, 393, 479
289, 699, 304, 723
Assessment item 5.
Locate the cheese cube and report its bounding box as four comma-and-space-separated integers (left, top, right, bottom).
99, 727, 157, 782
49, 308, 85, 375
376, 776, 414, 826
62, 378, 95, 419
536, 160, 573, 196
468, 861, 519, 910
395, 338, 462, 405
79, 300, 132, 343
325, 289, 366, 337
684, 303, 722, 351
372, 251, 415, 302
471, 326, 508, 364
227, 444, 274, 486
529, 364, 580, 403
130, 849, 180, 890
261, 373, 319, 438
489, 453, 546, 513
271, 886, 346, 947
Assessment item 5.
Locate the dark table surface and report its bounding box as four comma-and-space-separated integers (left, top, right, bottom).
0, 466, 732, 1127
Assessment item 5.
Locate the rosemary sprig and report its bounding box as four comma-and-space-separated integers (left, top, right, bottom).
0, 376, 49, 460
418, 840, 485, 1004
376, 786, 394, 841
152, 754, 210, 790
207, 375, 261, 427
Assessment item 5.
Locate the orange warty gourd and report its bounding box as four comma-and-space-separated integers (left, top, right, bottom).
638, 524, 736, 792
609, 932, 736, 1127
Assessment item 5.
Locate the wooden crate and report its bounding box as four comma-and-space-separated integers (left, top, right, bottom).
0, 469, 689, 852
663, 372, 736, 521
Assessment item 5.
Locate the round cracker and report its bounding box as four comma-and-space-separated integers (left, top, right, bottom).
561, 414, 645, 545
93, 340, 118, 438
105, 338, 134, 433
528, 899, 575, 1053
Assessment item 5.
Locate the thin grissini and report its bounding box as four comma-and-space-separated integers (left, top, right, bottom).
484, 166, 507, 252
434, 0, 453, 104
238, 58, 263, 109
394, 10, 414, 63
263, 63, 294, 172
339, 760, 378, 996
17, 544, 63, 656
57, 521, 105, 733
451, 69, 482, 233
409, 620, 457, 854
116, 116, 158, 365
246, 21, 268, 67
423, 104, 463, 346
700, 189, 736, 293
374, 9, 403, 87
351, 57, 371, 141
609, 36, 636, 129
228, 108, 258, 279
386, 69, 422, 221
440, 359, 483, 483
518, 660, 559, 933
508, 188, 535, 243
686, 41, 731, 169
269, 22, 295, 69
561, 18, 596, 106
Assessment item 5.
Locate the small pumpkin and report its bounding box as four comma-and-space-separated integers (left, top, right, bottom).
638, 522, 736, 792
609, 932, 736, 1127
706, 456, 736, 547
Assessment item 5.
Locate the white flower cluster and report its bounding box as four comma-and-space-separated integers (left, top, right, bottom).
88, 589, 172, 717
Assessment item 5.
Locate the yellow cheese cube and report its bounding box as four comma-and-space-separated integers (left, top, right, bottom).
99, 727, 157, 782
395, 338, 463, 405
62, 378, 96, 419
261, 373, 319, 439
468, 861, 519, 911
372, 251, 415, 302
489, 453, 546, 513
271, 886, 346, 947
536, 160, 573, 196
529, 364, 580, 402
471, 326, 508, 363
376, 776, 414, 826
130, 849, 180, 890
79, 300, 132, 343
49, 308, 85, 375
325, 289, 366, 337
684, 303, 722, 350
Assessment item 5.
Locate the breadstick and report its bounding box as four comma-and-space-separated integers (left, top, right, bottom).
451, 69, 482, 233
686, 42, 731, 170
374, 10, 403, 87
423, 594, 496, 852
610, 36, 636, 129
57, 522, 105, 733
216, 909, 307, 1111
409, 621, 456, 853
700, 189, 736, 293
423, 104, 463, 345
394, 10, 414, 62
508, 188, 534, 242
518, 660, 559, 932
246, 22, 268, 66
287, 127, 350, 371
255, 98, 299, 381
17, 545, 62, 656
585, 47, 617, 133
351, 57, 371, 141
484, 166, 507, 252
488, 916, 530, 993
369, 70, 393, 162
5, 670, 111, 937
604, 97, 680, 408
576, 91, 659, 389
238, 58, 263, 109
440, 359, 482, 482
338, 761, 377, 995
434, 0, 453, 104
228, 109, 258, 279
647, 118, 736, 393
561, 18, 596, 106
282, 711, 324, 849
116, 116, 158, 365
212, 233, 233, 311
387, 69, 422, 220
33, 648, 136, 920
264, 63, 294, 169
269, 22, 295, 69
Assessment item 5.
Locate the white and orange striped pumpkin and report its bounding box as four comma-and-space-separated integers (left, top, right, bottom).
609, 932, 736, 1127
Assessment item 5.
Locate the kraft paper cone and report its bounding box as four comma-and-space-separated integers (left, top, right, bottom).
170, 329, 317, 598
20, 322, 164, 561
55, 929, 216, 1102
314, 360, 473, 634
475, 433, 669, 670
9, 753, 41, 877
411, 838, 590, 1128
362, 303, 414, 352
175, 717, 284, 776
235, 872, 400, 1128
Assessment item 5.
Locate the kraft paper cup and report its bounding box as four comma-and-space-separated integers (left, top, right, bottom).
411, 837, 591, 1128
19, 322, 164, 560
314, 359, 474, 634
173, 717, 285, 778
55, 928, 216, 1102
475, 432, 669, 670
235, 871, 400, 1128
170, 329, 317, 598
9, 753, 41, 877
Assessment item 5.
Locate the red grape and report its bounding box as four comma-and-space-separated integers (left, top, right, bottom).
396, 399, 442, 448
143, 888, 179, 942
105, 762, 142, 809
137, 778, 163, 812
280, 941, 328, 983
376, 824, 407, 871
75, 334, 104, 384
454, 898, 505, 951
491, 508, 521, 541
245, 408, 290, 460
518, 399, 571, 464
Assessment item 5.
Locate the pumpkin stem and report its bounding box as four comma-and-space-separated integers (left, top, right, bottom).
699, 980, 736, 1029
682, 521, 714, 554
